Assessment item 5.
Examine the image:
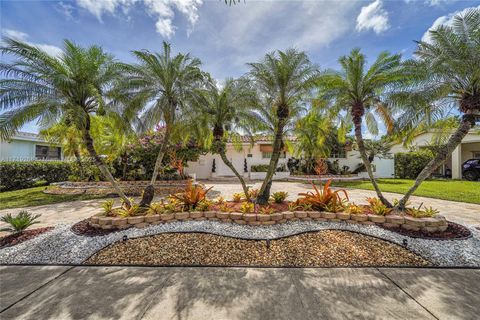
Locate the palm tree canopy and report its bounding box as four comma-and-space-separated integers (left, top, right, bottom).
0, 38, 121, 140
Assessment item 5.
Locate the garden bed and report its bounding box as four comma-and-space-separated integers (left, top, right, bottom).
381, 221, 471, 240
0, 227, 53, 249
85, 230, 429, 267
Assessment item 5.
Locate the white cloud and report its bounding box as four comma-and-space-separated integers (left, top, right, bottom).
75, 0, 203, 38
421, 5, 480, 42
2, 29, 63, 56
404, 0, 459, 6
356, 0, 390, 34
57, 1, 75, 20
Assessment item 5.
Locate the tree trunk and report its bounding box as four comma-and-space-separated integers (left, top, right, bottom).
352, 105, 392, 207
83, 114, 131, 207
216, 141, 250, 199
121, 152, 128, 181
73, 148, 83, 180
397, 114, 475, 210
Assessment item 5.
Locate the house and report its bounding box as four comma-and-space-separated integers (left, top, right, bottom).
0, 132, 63, 161
389, 130, 480, 179
184, 136, 395, 180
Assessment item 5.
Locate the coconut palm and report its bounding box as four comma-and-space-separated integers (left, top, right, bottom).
317, 48, 405, 207
247, 49, 318, 204
116, 42, 205, 206
0, 38, 132, 206
392, 8, 480, 209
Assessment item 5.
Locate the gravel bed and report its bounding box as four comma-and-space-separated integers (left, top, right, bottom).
0, 220, 479, 267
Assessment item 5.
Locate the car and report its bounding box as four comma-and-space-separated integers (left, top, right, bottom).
462, 158, 480, 181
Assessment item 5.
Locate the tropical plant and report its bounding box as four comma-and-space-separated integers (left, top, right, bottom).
325, 199, 347, 213
232, 193, 243, 203
259, 206, 275, 215
247, 188, 259, 199
0, 211, 41, 234
196, 200, 212, 212
365, 197, 391, 216
146, 202, 165, 215
345, 203, 363, 215
271, 191, 288, 203
170, 181, 212, 211
116, 41, 205, 206
391, 8, 480, 209
297, 180, 349, 211
317, 48, 406, 207
288, 202, 301, 211
101, 200, 115, 216
247, 48, 319, 204
117, 204, 141, 217
240, 201, 254, 213
407, 204, 439, 218
0, 38, 132, 206
219, 203, 232, 213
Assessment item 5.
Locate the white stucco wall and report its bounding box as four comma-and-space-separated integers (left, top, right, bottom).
0, 140, 36, 160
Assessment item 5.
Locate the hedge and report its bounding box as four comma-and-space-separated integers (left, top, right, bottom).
394, 150, 435, 179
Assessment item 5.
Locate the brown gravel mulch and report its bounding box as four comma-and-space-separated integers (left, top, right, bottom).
0, 227, 53, 249
71, 219, 127, 237
85, 230, 429, 267
382, 221, 472, 240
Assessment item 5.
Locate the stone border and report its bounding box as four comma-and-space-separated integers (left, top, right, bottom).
89, 211, 448, 233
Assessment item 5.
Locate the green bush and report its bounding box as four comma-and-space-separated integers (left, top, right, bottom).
394, 150, 435, 179
0, 161, 72, 191
0, 210, 41, 233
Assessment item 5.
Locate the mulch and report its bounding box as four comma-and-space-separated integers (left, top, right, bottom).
85, 230, 429, 267
0, 227, 53, 249
382, 221, 472, 240
71, 219, 127, 237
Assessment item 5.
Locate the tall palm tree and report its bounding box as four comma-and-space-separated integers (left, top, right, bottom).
116, 42, 204, 206
393, 8, 480, 209
248, 49, 318, 204
194, 78, 257, 198
0, 38, 132, 206
317, 49, 405, 207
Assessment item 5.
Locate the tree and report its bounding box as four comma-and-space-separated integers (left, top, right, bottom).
0, 38, 132, 206
117, 42, 204, 206
392, 8, 480, 209
317, 48, 405, 207
248, 49, 318, 204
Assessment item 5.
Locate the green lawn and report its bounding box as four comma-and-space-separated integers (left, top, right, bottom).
331, 179, 480, 204
0, 187, 109, 210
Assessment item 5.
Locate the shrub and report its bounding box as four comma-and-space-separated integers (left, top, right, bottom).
170, 181, 212, 211
117, 204, 141, 217
240, 202, 254, 213
196, 200, 212, 212
247, 188, 259, 199
0, 211, 41, 233
146, 202, 165, 215
297, 180, 349, 211
365, 197, 392, 216
101, 200, 115, 216
407, 204, 439, 218
259, 206, 275, 214
250, 164, 270, 172
232, 193, 243, 203
271, 191, 288, 203
345, 203, 363, 214
394, 150, 435, 179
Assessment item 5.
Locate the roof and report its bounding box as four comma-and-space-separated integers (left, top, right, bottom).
8, 131, 47, 143
227, 135, 298, 144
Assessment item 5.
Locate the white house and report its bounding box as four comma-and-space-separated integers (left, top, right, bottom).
389, 130, 480, 179
0, 132, 63, 161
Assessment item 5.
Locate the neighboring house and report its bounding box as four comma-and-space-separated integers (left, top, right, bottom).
184, 136, 395, 180
0, 132, 63, 161
389, 130, 480, 180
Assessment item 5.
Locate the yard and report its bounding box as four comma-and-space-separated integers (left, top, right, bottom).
331, 179, 480, 205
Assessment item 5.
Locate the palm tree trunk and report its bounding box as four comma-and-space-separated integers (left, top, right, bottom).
352, 107, 392, 207
121, 152, 128, 181
73, 148, 83, 180
83, 114, 131, 207
216, 141, 250, 199
397, 114, 475, 210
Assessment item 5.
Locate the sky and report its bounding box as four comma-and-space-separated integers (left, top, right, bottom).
1, 0, 480, 136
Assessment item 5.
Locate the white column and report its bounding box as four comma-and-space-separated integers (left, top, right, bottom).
451, 144, 462, 179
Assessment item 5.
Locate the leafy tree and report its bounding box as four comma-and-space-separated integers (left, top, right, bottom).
248, 49, 318, 204
392, 8, 480, 209
317, 48, 405, 207
117, 42, 205, 206
0, 38, 132, 206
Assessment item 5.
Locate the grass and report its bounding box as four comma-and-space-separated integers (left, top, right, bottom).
330, 179, 480, 204
0, 187, 109, 210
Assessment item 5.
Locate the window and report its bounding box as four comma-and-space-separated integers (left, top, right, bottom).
329, 150, 346, 159
473, 151, 480, 159
262, 152, 286, 159
35, 145, 61, 160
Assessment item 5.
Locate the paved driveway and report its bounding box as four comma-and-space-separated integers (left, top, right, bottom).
1, 181, 479, 236
1, 266, 479, 320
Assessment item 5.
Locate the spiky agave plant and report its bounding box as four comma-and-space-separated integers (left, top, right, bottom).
0, 211, 41, 234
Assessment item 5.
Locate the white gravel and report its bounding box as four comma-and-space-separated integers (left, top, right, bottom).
1, 220, 479, 267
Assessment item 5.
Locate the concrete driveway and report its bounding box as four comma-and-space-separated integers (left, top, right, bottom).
1, 266, 479, 320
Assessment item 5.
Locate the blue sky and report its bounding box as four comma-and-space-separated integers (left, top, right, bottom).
1, 0, 480, 135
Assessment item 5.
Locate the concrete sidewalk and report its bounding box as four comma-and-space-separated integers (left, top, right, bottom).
1, 266, 479, 320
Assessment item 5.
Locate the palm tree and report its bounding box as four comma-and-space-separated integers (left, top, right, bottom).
194, 78, 257, 198
116, 42, 204, 206
393, 8, 480, 209
0, 38, 132, 206
248, 49, 318, 204
317, 49, 405, 207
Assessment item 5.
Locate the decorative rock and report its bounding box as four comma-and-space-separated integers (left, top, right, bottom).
248, 221, 261, 226
203, 211, 216, 218
303, 217, 312, 221
151, 221, 163, 225
404, 216, 426, 227
234, 220, 246, 225
351, 214, 368, 222
361, 221, 375, 226
175, 212, 189, 220
90, 216, 100, 224
308, 211, 322, 219
100, 224, 114, 230
230, 212, 243, 220
262, 221, 276, 225
314, 218, 327, 222
208, 217, 220, 221
243, 213, 257, 222
90, 223, 100, 228
161, 213, 175, 221
368, 215, 386, 223
112, 217, 127, 226
402, 224, 420, 231
385, 215, 405, 225
194, 217, 206, 221
134, 223, 148, 229
294, 211, 308, 218
144, 215, 160, 223
336, 212, 350, 220
422, 226, 439, 233
98, 217, 113, 225
270, 212, 284, 221
127, 216, 144, 224
283, 212, 295, 220
216, 212, 230, 219
330, 219, 342, 223
221, 219, 233, 223
438, 225, 448, 232
278, 219, 287, 224
346, 220, 358, 224
189, 211, 204, 219
322, 212, 336, 219
257, 214, 271, 222
383, 222, 400, 228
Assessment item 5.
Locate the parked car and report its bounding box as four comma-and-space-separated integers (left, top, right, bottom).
462, 159, 480, 181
